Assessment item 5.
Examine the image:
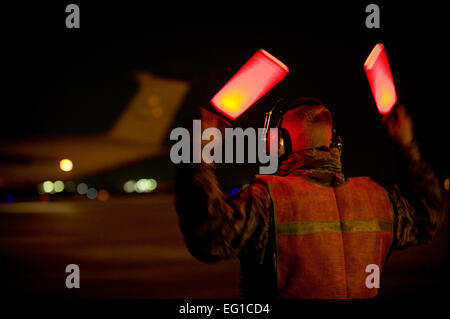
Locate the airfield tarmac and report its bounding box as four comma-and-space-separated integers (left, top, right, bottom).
0, 193, 448, 299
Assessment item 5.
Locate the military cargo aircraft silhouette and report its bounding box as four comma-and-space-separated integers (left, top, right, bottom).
0, 72, 189, 189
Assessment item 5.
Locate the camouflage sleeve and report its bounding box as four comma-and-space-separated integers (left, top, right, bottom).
174, 107, 273, 263
385, 141, 447, 249
175, 164, 273, 263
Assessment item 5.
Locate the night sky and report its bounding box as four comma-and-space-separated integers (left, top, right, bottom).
2, 2, 447, 188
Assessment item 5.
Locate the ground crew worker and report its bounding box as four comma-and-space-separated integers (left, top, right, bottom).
174, 97, 446, 298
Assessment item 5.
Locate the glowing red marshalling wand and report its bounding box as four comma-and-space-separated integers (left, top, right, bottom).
364, 43, 397, 115
211, 49, 289, 120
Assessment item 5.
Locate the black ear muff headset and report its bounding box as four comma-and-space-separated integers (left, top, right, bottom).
262, 98, 343, 159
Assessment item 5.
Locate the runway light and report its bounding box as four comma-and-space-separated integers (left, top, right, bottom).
39, 193, 50, 202
135, 179, 149, 193
98, 189, 110, 201
211, 49, 289, 120
231, 188, 240, 196
364, 43, 397, 115
123, 180, 136, 193
86, 188, 98, 199
135, 178, 157, 193
59, 159, 73, 172
77, 183, 88, 195
43, 181, 54, 193
148, 178, 157, 191
54, 180, 64, 193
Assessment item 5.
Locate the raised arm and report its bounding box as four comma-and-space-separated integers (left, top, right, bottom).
174, 108, 273, 262
384, 105, 447, 249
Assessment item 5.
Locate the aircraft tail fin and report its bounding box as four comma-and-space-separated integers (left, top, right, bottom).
109, 72, 190, 144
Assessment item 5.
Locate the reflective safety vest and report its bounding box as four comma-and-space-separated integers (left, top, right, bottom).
256, 175, 394, 299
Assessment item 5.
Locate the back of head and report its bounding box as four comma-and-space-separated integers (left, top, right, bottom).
281, 97, 333, 152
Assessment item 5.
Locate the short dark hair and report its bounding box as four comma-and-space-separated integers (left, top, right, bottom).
283, 97, 332, 125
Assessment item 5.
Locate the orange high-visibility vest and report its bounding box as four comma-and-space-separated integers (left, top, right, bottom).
256, 175, 394, 299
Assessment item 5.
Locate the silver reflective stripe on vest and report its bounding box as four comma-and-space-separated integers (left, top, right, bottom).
277, 220, 393, 235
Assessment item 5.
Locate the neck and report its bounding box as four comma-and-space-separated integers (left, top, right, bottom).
276, 147, 345, 186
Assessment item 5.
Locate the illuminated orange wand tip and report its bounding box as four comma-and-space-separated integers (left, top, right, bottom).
211, 49, 289, 120
364, 43, 397, 115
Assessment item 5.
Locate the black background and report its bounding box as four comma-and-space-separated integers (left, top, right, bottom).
2, 1, 448, 186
